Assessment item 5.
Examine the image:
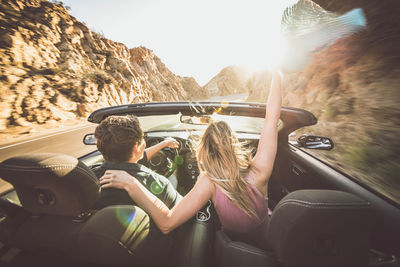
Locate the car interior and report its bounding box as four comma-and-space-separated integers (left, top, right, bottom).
0, 102, 399, 267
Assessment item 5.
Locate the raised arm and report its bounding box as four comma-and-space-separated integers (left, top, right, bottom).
251, 70, 283, 185
145, 137, 179, 160
100, 170, 213, 234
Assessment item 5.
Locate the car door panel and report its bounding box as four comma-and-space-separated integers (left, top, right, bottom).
269, 143, 400, 258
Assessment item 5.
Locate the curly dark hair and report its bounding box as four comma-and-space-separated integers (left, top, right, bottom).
94, 115, 143, 162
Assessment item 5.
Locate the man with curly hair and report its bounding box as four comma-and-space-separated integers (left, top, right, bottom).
91, 114, 182, 264
93, 114, 182, 209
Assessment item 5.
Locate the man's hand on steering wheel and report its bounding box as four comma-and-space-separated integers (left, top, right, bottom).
163, 137, 180, 149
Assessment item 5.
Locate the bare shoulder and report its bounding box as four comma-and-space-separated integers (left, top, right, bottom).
196, 173, 216, 201
197, 173, 214, 187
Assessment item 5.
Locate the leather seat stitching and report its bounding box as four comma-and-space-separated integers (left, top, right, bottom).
276, 201, 371, 210
227, 242, 268, 257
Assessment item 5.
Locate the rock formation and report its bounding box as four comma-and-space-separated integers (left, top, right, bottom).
203, 66, 250, 97
0, 0, 205, 131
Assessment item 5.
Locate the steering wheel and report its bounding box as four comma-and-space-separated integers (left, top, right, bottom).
148, 149, 184, 178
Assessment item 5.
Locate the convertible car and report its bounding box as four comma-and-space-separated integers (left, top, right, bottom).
0, 102, 399, 267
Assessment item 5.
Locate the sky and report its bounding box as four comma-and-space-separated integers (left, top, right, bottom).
62, 0, 292, 85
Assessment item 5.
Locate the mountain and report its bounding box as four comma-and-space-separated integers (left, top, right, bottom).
203, 66, 250, 97
0, 0, 206, 131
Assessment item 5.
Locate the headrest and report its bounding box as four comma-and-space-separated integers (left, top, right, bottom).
267, 190, 373, 267
0, 153, 100, 216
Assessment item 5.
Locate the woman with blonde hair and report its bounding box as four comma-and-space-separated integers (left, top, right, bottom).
100, 70, 282, 244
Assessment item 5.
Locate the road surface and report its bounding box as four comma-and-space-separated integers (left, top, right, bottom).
206, 93, 247, 102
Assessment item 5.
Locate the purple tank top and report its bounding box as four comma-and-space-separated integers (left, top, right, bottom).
214, 171, 269, 240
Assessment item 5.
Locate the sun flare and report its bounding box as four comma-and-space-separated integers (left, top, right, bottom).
233, 0, 294, 73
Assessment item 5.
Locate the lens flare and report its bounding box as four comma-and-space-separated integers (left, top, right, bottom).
150, 181, 164, 195
116, 208, 136, 228
280, 0, 367, 72
118, 207, 150, 251
241, 0, 367, 73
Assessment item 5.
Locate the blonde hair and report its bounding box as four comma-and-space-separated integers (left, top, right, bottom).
197, 121, 259, 219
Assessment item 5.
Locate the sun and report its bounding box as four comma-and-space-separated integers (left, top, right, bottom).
234, 0, 293, 73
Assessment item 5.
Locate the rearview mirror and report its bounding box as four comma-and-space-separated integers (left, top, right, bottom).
296, 134, 334, 150
83, 133, 97, 145
180, 115, 213, 125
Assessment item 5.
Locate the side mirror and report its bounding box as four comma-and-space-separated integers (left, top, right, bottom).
296, 134, 334, 150
83, 133, 97, 145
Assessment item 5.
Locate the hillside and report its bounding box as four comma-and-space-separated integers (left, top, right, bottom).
203, 66, 250, 96
0, 0, 206, 133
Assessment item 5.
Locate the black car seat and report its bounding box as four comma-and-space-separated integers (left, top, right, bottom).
0, 153, 158, 265
173, 200, 217, 267
215, 189, 373, 267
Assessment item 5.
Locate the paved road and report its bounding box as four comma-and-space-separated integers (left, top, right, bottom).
206, 93, 247, 102
0, 124, 98, 161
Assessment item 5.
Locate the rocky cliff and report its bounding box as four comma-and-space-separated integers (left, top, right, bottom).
0, 0, 205, 131
203, 66, 250, 97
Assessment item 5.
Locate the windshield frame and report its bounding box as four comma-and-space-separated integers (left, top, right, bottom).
88, 101, 317, 137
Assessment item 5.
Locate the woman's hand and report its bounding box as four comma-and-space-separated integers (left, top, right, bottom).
163, 137, 179, 149
99, 170, 136, 190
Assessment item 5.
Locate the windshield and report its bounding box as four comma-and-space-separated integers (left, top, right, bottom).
138, 113, 270, 134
